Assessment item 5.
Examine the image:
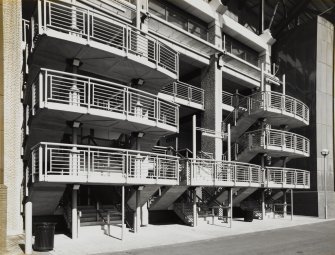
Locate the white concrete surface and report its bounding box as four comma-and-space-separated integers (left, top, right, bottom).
48, 216, 333, 255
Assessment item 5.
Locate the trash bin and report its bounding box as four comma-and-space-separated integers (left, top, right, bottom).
244, 210, 254, 222
33, 222, 56, 251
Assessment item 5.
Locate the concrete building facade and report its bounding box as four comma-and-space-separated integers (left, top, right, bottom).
0, 0, 334, 253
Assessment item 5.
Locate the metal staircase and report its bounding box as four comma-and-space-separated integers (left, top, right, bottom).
149, 186, 188, 211
173, 203, 194, 226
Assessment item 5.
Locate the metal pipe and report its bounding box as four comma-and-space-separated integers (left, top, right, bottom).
290, 189, 293, 221
227, 124, 231, 161
121, 185, 125, 241
193, 188, 197, 227
25, 201, 33, 254
192, 115, 196, 159
261, 189, 265, 220
72, 188, 78, 239
324, 155, 328, 219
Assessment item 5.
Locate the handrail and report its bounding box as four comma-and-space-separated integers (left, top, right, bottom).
222, 91, 234, 106
31, 142, 179, 183
31, 68, 179, 129
181, 158, 310, 188
243, 128, 310, 155
34, 0, 179, 75
223, 91, 309, 131
160, 81, 204, 106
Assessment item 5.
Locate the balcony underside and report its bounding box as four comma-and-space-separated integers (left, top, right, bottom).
32, 106, 178, 136
186, 179, 264, 188
32, 34, 177, 93
222, 66, 260, 88
36, 175, 178, 186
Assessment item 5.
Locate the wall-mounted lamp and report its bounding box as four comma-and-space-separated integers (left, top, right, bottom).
131, 78, 145, 87
140, 12, 151, 23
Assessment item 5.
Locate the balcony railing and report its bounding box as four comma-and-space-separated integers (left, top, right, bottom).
181, 159, 263, 187
223, 91, 309, 131
32, 0, 179, 75
31, 142, 179, 185
159, 81, 204, 109
222, 91, 234, 106
240, 129, 310, 157
266, 167, 310, 188
31, 69, 179, 131
180, 158, 310, 188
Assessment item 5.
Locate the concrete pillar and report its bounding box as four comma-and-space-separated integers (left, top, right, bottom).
261, 189, 265, 220
141, 202, 149, 226
134, 189, 141, 232
201, 18, 222, 160
25, 201, 32, 255
228, 188, 233, 228
192, 188, 197, 227
72, 188, 78, 239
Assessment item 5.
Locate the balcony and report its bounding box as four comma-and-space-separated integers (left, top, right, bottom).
29, 69, 179, 134
30, 142, 179, 185
180, 159, 310, 189
237, 129, 310, 161
266, 167, 310, 189
30, 0, 179, 91
223, 91, 310, 141
180, 159, 264, 187
158, 81, 204, 110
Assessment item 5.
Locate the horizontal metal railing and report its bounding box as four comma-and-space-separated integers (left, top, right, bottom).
181, 158, 310, 188
33, 0, 179, 75
223, 91, 309, 131
183, 159, 263, 185
266, 167, 310, 188
31, 69, 179, 129
160, 81, 204, 107
222, 91, 234, 106
242, 129, 310, 156
31, 142, 179, 183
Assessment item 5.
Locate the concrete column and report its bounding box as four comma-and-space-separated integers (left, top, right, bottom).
25, 201, 32, 255
261, 189, 265, 220
201, 18, 222, 160
228, 188, 233, 228
141, 202, 149, 226
0, 185, 7, 252
192, 188, 197, 227
134, 189, 141, 232
72, 188, 78, 239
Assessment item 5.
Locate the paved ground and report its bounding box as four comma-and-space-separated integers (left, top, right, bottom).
4, 216, 335, 255
100, 220, 335, 255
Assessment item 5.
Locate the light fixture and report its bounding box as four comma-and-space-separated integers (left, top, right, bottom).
73, 184, 80, 190
132, 78, 145, 87
72, 58, 81, 67
321, 149, 329, 156
137, 132, 145, 138
72, 121, 81, 128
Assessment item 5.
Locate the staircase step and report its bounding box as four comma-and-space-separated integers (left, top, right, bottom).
80, 220, 122, 227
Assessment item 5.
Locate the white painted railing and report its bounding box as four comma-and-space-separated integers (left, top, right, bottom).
266, 167, 310, 188
222, 91, 234, 106
33, 0, 179, 75
243, 129, 310, 156
22, 19, 30, 46
31, 142, 179, 183
31, 69, 179, 129
182, 159, 263, 186
181, 158, 310, 188
223, 91, 309, 131
160, 81, 204, 107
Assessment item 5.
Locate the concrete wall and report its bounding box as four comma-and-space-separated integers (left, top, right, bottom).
273, 17, 335, 218
2, 0, 23, 234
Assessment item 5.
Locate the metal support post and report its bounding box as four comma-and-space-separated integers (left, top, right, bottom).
229, 188, 233, 228
261, 189, 265, 220
121, 186, 125, 241
25, 201, 33, 255
72, 187, 78, 239
193, 188, 197, 227
192, 115, 196, 159
134, 189, 141, 233
227, 124, 231, 161
283, 189, 287, 218
290, 189, 293, 221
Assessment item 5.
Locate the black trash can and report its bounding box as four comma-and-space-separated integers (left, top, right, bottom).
244, 210, 254, 222
33, 222, 56, 251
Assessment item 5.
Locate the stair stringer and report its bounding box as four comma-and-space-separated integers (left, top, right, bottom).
149, 186, 188, 211
127, 185, 160, 210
